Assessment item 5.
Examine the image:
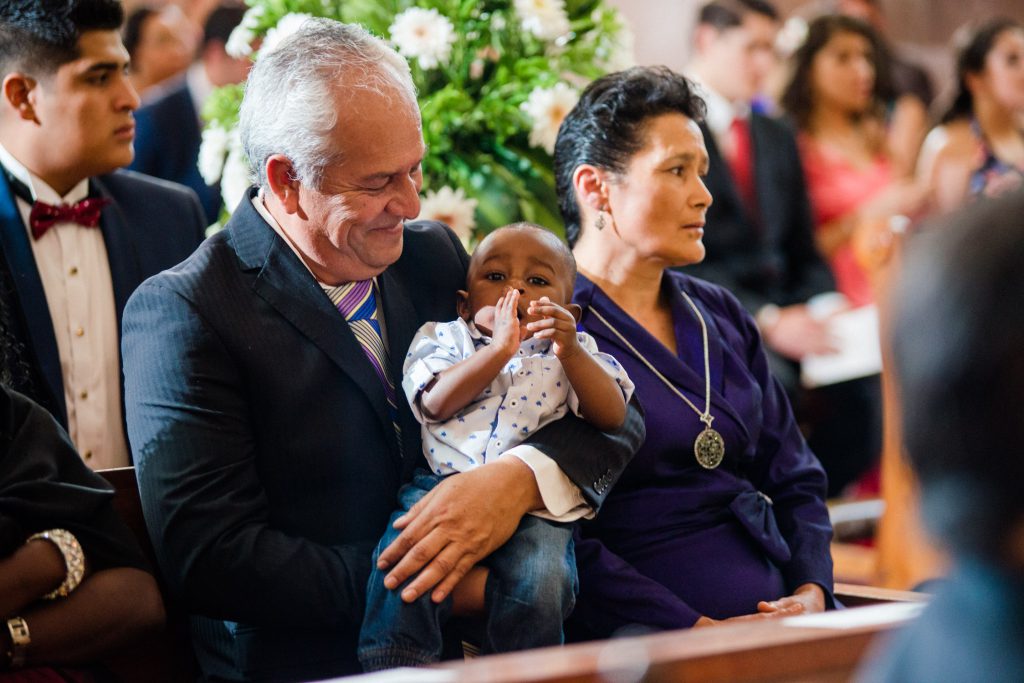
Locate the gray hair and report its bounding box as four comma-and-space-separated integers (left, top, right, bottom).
239, 17, 417, 190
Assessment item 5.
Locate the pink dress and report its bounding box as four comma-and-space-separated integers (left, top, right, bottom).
798, 134, 892, 308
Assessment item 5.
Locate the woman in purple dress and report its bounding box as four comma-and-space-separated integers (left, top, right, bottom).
553, 66, 835, 636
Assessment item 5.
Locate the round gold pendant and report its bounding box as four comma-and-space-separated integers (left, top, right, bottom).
694, 427, 725, 469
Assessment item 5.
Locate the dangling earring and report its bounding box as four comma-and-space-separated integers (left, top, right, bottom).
595, 211, 606, 231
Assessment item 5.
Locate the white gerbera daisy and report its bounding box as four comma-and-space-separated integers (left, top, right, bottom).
514, 0, 570, 42
419, 186, 478, 245
389, 7, 457, 70
521, 83, 578, 154
259, 13, 313, 57
220, 132, 252, 214
197, 126, 230, 185
225, 6, 263, 58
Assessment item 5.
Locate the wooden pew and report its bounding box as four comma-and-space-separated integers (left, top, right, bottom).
97, 466, 197, 683
421, 601, 926, 683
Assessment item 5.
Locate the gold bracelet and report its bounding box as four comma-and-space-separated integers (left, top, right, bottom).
6, 617, 29, 669
27, 529, 85, 599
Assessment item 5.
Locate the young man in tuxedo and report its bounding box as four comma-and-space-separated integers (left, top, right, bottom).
0, 0, 206, 468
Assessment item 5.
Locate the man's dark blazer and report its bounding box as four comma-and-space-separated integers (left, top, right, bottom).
685, 115, 834, 314
122, 190, 644, 682
0, 168, 206, 430
129, 81, 222, 224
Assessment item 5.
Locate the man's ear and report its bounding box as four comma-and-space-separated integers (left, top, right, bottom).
566, 303, 583, 323
2, 73, 38, 122
456, 290, 471, 320
265, 154, 302, 213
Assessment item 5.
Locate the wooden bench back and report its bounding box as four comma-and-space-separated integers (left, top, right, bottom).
97, 466, 197, 683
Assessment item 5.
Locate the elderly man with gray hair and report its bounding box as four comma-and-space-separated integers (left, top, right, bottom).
121, 17, 642, 682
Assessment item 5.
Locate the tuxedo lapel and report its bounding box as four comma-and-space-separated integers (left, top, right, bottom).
379, 265, 422, 468
748, 115, 780, 245
231, 194, 398, 444
91, 176, 143, 326
700, 122, 754, 228
0, 175, 65, 423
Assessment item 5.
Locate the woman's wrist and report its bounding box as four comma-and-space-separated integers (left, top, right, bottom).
17, 537, 66, 597
26, 530, 86, 599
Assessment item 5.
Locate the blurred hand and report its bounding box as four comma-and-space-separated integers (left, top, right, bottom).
760, 304, 838, 361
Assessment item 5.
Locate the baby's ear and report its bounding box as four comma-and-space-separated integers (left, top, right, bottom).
456, 290, 471, 320
566, 303, 583, 323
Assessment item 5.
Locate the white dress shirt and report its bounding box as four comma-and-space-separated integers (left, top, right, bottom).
0, 144, 128, 469
252, 193, 591, 520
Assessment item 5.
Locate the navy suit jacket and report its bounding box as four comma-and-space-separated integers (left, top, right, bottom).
122, 190, 644, 682
130, 81, 222, 224
0, 169, 206, 431
685, 115, 834, 314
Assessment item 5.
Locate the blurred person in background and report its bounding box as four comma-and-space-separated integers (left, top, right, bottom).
836, 0, 934, 178
685, 0, 836, 401
917, 18, 1024, 214
781, 14, 926, 495
122, 4, 193, 100
130, 3, 250, 223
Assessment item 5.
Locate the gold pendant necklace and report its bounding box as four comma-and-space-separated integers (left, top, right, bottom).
589, 290, 725, 469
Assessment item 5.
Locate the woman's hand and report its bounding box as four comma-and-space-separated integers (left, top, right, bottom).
756, 582, 826, 616
526, 296, 582, 359
693, 584, 826, 627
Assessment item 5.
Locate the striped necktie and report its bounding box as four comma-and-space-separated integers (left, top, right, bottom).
328, 279, 401, 444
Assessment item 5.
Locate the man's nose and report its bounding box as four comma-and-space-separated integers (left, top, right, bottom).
388, 174, 421, 220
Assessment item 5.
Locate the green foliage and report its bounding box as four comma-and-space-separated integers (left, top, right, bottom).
218, 0, 629, 243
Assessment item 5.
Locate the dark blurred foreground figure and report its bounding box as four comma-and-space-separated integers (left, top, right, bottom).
859, 190, 1024, 682
0, 301, 164, 679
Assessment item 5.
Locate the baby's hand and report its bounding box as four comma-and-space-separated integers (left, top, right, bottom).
490, 288, 522, 360
526, 297, 580, 359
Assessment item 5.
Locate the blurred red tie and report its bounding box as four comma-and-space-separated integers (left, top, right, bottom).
727, 116, 756, 212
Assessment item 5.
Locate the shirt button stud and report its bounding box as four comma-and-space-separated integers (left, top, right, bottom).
74, 327, 84, 337
79, 390, 88, 400
69, 266, 79, 276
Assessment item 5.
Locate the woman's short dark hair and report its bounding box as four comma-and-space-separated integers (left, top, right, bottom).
893, 189, 1024, 563
941, 17, 1023, 124
553, 66, 706, 247
0, 0, 124, 77
780, 14, 891, 130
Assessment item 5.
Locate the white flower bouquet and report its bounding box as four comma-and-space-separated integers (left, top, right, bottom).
200, 0, 632, 243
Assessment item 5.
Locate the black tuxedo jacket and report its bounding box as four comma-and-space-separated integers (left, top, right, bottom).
685, 115, 834, 313
0, 169, 206, 430
122, 190, 644, 681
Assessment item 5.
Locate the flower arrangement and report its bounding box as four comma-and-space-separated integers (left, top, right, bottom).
200, 0, 633, 244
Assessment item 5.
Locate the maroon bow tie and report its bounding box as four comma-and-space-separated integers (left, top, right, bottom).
29, 197, 110, 240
